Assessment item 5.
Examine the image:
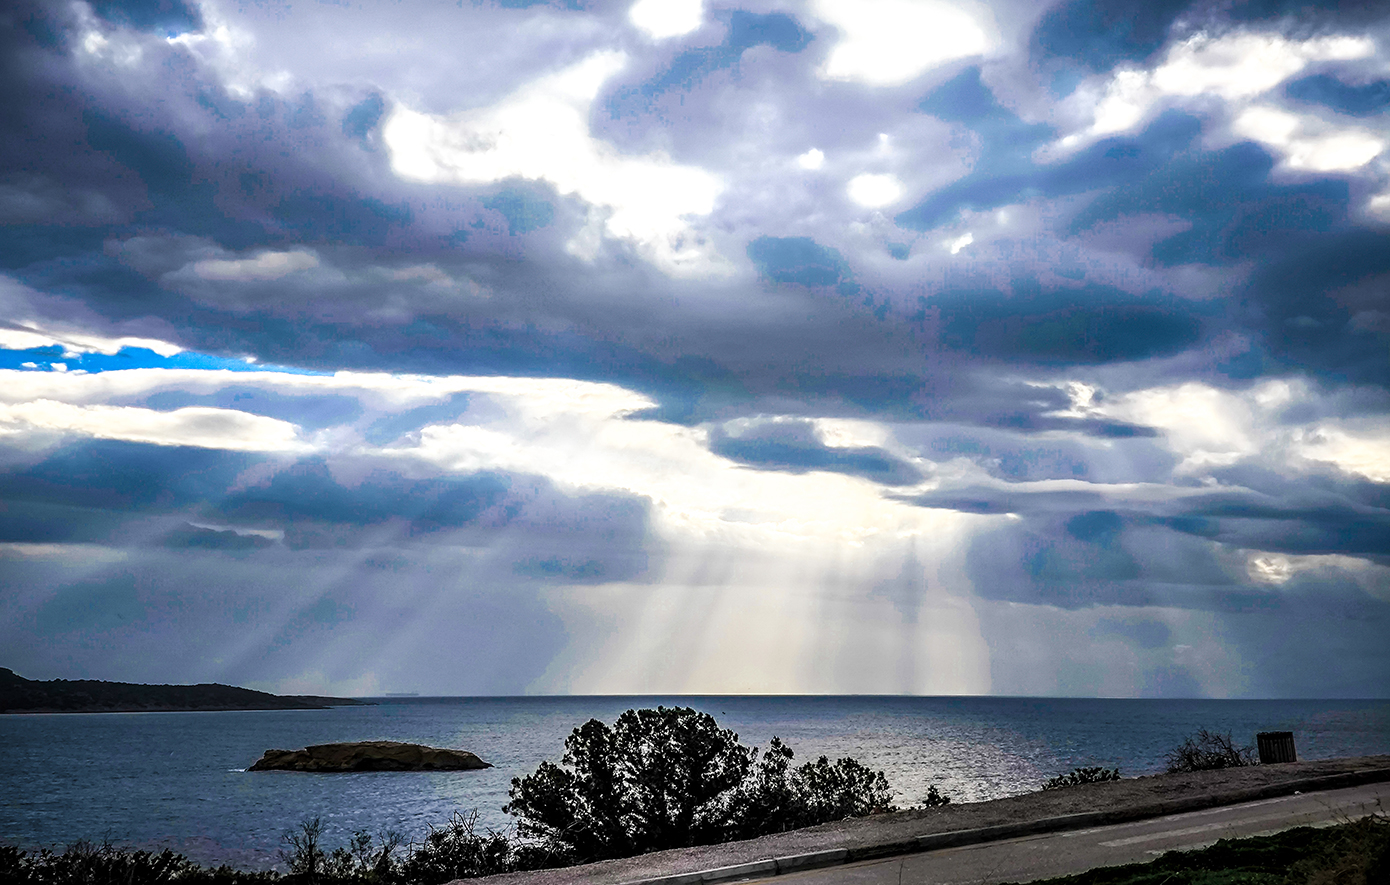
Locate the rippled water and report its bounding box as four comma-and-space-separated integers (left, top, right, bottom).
3, 696, 1388, 869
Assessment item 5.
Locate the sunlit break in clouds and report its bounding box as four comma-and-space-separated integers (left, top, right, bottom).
1, 0, 1388, 699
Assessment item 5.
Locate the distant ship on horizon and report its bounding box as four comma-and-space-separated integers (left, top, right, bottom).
382, 692, 420, 697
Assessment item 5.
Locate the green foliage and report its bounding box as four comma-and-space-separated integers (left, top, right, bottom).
506, 706, 909, 863
1042, 767, 1122, 790
1163, 729, 1258, 773
919, 784, 952, 808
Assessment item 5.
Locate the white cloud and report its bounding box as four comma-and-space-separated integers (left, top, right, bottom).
797, 148, 826, 170
0, 400, 309, 452
1050, 30, 1378, 156
0, 542, 129, 564
1152, 33, 1370, 100
1244, 550, 1390, 601
1232, 106, 1384, 172
1294, 423, 1390, 482
0, 359, 995, 693
192, 249, 320, 281
1086, 380, 1273, 475
629, 0, 703, 40
0, 323, 182, 358
946, 231, 974, 254
811, 0, 995, 87
382, 52, 725, 274
847, 172, 904, 207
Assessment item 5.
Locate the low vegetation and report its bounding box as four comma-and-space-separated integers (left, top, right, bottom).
1042, 766, 1122, 790
504, 706, 902, 863
0, 842, 276, 884
4, 716, 1308, 884
1003, 813, 1390, 885
2, 706, 927, 883
1163, 728, 1258, 773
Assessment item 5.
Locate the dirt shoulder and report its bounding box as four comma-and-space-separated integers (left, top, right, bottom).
468, 754, 1390, 885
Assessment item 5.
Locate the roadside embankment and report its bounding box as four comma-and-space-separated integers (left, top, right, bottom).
467, 754, 1390, 885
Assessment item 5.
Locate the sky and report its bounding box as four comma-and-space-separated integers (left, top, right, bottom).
1, 0, 1388, 699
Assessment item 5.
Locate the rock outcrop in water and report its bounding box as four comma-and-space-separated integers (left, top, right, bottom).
248, 741, 491, 772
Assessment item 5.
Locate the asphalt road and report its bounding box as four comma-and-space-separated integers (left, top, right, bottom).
740, 782, 1389, 885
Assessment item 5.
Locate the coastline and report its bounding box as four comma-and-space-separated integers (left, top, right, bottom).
0, 667, 371, 714
469, 754, 1390, 885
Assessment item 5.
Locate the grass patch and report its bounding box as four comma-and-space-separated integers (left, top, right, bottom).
1005, 813, 1389, 885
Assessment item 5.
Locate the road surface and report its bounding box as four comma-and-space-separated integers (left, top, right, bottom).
741, 781, 1388, 885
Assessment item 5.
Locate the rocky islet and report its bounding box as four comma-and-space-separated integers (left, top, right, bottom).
247, 740, 492, 772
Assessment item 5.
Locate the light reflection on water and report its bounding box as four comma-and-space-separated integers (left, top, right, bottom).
2, 696, 1388, 869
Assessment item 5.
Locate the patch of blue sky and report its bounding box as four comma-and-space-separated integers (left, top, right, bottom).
606, 11, 812, 118
0, 345, 329, 376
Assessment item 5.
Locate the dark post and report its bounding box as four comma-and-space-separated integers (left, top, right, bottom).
1257, 731, 1296, 763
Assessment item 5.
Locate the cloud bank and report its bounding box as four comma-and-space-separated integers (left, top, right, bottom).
0, 0, 1387, 697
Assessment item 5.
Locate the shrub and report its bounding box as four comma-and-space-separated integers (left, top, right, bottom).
723, 737, 902, 838
281, 818, 329, 881
397, 811, 520, 885
505, 706, 754, 861
919, 785, 952, 809
506, 706, 905, 863
1163, 729, 1257, 773
1042, 767, 1122, 790
281, 819, 404, 884
0, 840, 276, 884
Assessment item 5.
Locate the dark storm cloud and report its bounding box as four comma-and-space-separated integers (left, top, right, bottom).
1031, 0, 1191, 73
87, 0, 202, 34
2, 0, 1389, 696
0, 0, 1379, 419
746, 235, 857, 292
935, 282, 1205, 364
211, 459, 512, 531
708, 418, 924, 485
161, 523, 274, 551
0, 442, 254, 542
0, 440, 654, 579
1090, 615, 1172, 648
1284, 74, 1390, 117
4, 545, 572, 693
1217, 587, 1390, 698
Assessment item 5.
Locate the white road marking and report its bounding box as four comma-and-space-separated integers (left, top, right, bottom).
1099, 812, 1303, 847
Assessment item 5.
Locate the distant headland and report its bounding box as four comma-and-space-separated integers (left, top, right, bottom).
0, 667, 373, 714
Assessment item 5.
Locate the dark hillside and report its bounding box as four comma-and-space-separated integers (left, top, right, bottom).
0, 667, 371, 713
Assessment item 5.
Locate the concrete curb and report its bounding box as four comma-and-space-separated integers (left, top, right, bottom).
618, 767, 1390, 885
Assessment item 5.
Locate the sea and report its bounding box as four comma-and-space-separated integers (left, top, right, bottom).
3, 696, 1389, 870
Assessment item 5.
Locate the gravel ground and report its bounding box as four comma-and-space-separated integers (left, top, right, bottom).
464, 755, 1390, 885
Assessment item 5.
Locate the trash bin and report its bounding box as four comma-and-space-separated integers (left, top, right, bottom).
1257, 731, 1296, 763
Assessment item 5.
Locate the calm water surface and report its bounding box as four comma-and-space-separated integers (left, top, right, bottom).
3, 696, 1388, 869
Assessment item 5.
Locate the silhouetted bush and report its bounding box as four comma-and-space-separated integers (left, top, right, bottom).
280, 818, 404, 884
0, 840, 276, 884
722, 736, 902, 838
395, 811, 536, 885
1042, 767, 1122, 790
506, 706, 909, 863
1163, 729, 1257, 773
